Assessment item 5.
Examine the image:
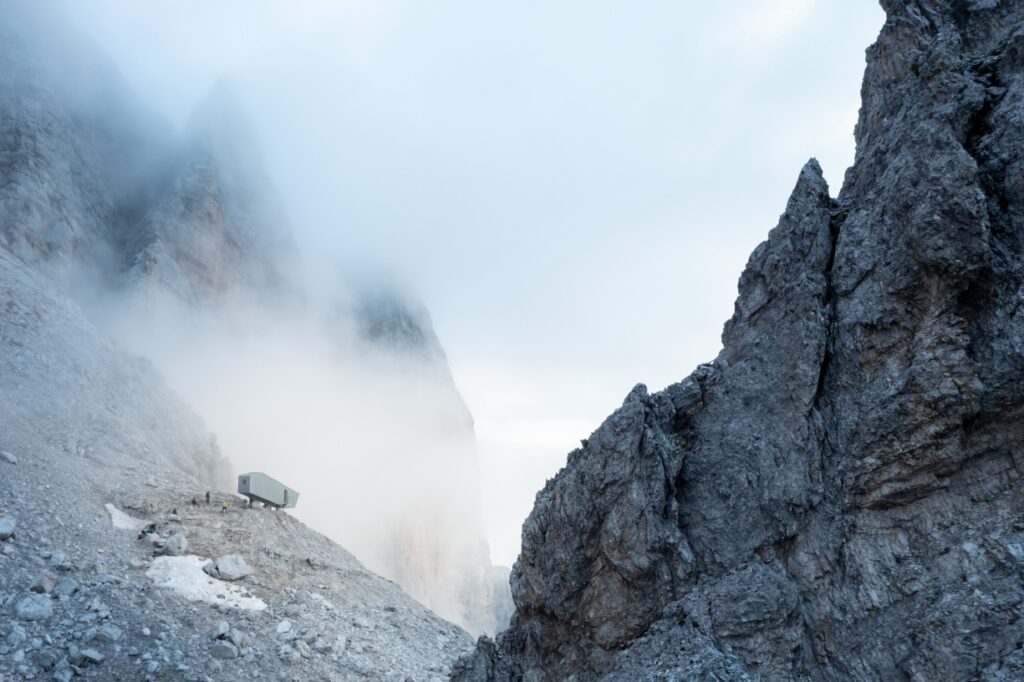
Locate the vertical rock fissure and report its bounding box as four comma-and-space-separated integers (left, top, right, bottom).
811, 202, 844, 414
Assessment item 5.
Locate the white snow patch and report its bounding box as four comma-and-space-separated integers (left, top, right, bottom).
105, 503, 148, 530
146, 555, 266, 611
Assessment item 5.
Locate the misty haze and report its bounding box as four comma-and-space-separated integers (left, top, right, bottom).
5, 1, 1023, 681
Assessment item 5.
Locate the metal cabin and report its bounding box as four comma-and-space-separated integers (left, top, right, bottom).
237, 472, 299, 509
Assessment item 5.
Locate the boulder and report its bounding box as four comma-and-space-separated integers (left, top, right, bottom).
210, 620, 230, 640
158, 533, 188, 557
277, 643, 301, 665
1, 451, 16, 464
33, 647, 59, 671
209, 640, 238, 660
202, 554, 253, 581
227, 628, 248, 650
96, 624, 122, 643
79, 648, 104, 665
29, 571, 57, 594
0, 517, 15, 541
52, 577, 78, 597
15, 594, 53, 621
45, 550, 71, 571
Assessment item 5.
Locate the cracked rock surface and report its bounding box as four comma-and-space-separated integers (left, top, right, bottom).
454, 2, 1024, 680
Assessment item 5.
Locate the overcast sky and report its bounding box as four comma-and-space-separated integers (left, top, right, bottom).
65, 0, 885, 566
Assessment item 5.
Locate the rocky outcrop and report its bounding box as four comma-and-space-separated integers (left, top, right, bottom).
0, 5, 173, 283
123, 83, 296, 305
454, 2, 1024, 680
0, 6, 290, 306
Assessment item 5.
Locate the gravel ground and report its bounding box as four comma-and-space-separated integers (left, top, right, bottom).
0, 247, 473, 681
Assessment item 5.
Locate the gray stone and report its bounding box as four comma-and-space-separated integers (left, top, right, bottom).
209, 640, 238, 660
51, 577, 77, 598
159, 532, 188, 557
33, 648, 59, 671
1, 451, 16, 464
6, 627, 26, 647
202, 554, 252, 581
226, 629, 248, 650
44, 551, 70, 571
276, 643, 300, 665
0, 517, 15, 541
29, 572, 57, 594
210, 621, 229, 640
95, 624, 122, 643
15, 595, 53, 621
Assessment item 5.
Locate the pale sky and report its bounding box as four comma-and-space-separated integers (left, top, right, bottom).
64, 0, 885, 566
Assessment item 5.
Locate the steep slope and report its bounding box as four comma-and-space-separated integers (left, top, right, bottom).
0, 247, 231, 491
0, 243, 474, 682
454, 1, 1024, 680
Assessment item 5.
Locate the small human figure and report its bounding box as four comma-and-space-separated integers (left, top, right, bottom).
191, 497, 198, 507
137, 523, 157, 540
205, 491, 211, 506
221, 500, 228, 513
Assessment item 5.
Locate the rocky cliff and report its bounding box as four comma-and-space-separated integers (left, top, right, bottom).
0, 6, 172, 286
123, 82, 296, 306
454, 1, 1024, 679
348, 286, 513, 636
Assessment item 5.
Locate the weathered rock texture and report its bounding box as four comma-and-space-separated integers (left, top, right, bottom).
123, 83, 296, 305
453, 1, 1024, 679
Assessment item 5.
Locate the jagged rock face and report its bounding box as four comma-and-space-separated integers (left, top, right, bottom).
454, 2, 1024, 680
0, 6, 173, 283
0, 7, 290, 306
124, 85, 296, 305
0, 30, 115, 277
